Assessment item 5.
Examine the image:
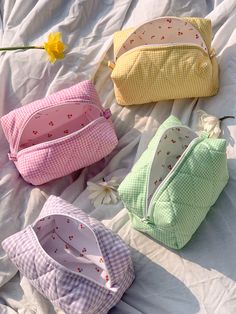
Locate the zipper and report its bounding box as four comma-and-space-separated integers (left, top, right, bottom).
144, 135, 202, 221
115, 16, 208, 59
143, 125, 199, 220
11, 100, 111, 159
31, 213, 117, 292
116, 42, 208, 61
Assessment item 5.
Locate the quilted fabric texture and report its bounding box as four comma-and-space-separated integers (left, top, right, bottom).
110, 17, 219, 105
118, 116, 229, 249
0, 80, 118, 185
2, 196, 135, 314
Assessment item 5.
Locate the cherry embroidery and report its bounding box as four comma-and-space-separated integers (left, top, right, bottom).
79, 253, 84, 257
64, 129, 69, 134
167, 165, 172, 170
49, 121, 54, 126
95, 267, 100, 272
166, 18, 172, 23
82, 248, 87, 253
69, 235, 74, 241
105, 275, 109, 282
171, 139, 176, 143
67, 114, 72, 119
65, 244, 69, 249
52, 235, 55, 240
195, 34, 199, 39
178, 32, 183, 36
54, 249, 58, 253
79, 224, 84, 229
77, 267, 83, 272
33, 130, 38, 135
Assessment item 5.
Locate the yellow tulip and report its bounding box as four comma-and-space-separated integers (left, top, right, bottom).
43, 32, 67, 63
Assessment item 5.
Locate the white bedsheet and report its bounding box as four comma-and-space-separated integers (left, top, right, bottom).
1, 0, 236, 313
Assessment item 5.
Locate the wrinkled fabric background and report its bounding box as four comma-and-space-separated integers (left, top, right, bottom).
0, 0, 236, 313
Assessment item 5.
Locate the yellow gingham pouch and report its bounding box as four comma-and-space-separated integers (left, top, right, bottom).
109, 17, 219, 106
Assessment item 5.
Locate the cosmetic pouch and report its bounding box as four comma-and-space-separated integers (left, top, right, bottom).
2, 196, 135, 314
0, 80, 118, 185
109, 17, 219, 105
118, 116, 228, 249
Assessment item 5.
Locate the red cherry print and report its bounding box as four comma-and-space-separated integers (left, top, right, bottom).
168, 26, 172, 29
79, 253, 84, 257
48, 133, 52, 137
67, 114, 72, 119
99, 257, 104, 263
64, 129, 69, 134
77, 267, 83, 272
37, 226, 41, 231
49, 121, 54, 126
154, 180, 158, 185
195, 34, 199, 39
159, 177, 163, 182
82, 248, 87, 253
184, 144, 188, 149
95, 267, 100, 272
52, 235, 55, 240
176, 128, 181, 131
167, 165, 172, 170
176, 155, 181, 159
33, 130, 38, 135
69, 235, 74, 241
56, 226, 59, 230
178, 32, 183, 36
105, 275, 109, 282
151, 35, 155, 39
161, 36, 165, 40
185, 135, 189, 138
67, 219, 70, 223
54, 249, 58, 253
65, 244, 69, 249
171, 139, 176, 143
39, 218, 45, 222
166, 18, 172, 23
81, 123, 84, 127
130, 39, 134, 44
79, 224, 84, 229
166, 152, 170, 155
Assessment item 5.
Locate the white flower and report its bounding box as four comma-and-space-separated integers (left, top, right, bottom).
197, 110, 221, 138
87, 177, 119, 208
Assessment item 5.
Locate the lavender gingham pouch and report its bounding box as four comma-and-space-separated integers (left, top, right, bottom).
2, 196, 135, 314
0, 80, 118, 185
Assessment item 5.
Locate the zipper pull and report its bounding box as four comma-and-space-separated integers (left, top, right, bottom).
8, 152, 17, 161
103, 109, 112, 119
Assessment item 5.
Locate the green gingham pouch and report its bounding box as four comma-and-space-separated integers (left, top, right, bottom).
118, 115, 229, 249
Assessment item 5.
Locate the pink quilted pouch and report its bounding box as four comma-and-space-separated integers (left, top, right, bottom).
0, 80, 118, 185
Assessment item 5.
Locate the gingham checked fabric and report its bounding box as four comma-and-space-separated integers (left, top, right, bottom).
2, 196, 135, 314
0, 80, 118, 185
110, 17, 218, 105
118, 116, 229, 249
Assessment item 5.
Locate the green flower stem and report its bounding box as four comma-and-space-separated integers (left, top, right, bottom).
0, 46, 44, 51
